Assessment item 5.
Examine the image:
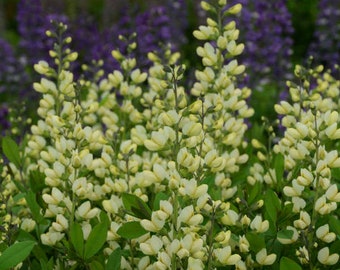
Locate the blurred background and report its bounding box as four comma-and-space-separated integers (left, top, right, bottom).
0, 0, 339, 137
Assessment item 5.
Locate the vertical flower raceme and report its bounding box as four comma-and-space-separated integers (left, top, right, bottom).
274, 64, 340, 267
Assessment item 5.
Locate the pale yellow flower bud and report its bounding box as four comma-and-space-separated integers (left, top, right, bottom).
228, 3, 242, 15
294, 211, 311, 229
140, 235, 163, 255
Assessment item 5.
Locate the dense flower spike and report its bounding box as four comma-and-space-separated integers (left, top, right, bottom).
274, 64, 340, 267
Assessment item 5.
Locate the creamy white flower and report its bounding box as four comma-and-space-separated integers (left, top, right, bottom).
140, 235, 163, 255
256, 248, 277, 265
250, 215, 269, 233
214, 246, 241, 265
317, 247, 339, 265
316, 224, 336, 243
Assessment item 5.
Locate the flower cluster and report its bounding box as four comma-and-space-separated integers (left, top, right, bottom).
272, 64, 340, 266
307, 0, 340, 75
2, 1, 340, 269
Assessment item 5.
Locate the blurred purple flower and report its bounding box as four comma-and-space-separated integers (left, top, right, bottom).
227, 0, 294, 89
307, 0, 340, 75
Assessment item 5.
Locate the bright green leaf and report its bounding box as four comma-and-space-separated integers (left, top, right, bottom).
70, 222, 84, 258
84, 221, 108, 260
2, 136, 22, 168
117, 221, 148, 239
279, 257, 302, 270
106, 248, 121, 270
0, 241, 36, 270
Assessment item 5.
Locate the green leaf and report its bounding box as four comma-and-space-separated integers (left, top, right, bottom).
99, 211, 110, 227
121, 193, 151, 219
248, 181, 262, 205
0, 240, 36, 270
245, 232, 265, 252
329, 216, 340, 235
152, 192, 170, 211
264, 189, 281, 224
2, 136, 22, 168
84, 220, 108, 260
277, 229, 294, 240
29, 169, 46, 193
274, 153, 284, 183
117, 221, 148, 239
89, 260, 104, 270
70, 222, 84, 258
25, 191, 45, 223
106, 248, 121, 270
279, 257, 302, 270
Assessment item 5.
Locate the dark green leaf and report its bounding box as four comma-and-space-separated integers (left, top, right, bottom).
248, 181, 262, 205
274, 153, 284, 183
0, 241, 36, 270
329, 216, 340, 235
105, 248, 121, 270
163, 66, 172, 73
25, 191, 45, 223
245, 232, 265, 252
117, 221, 148, 239
70, 222, 84, 258
29, 169, 46, 193
279, 257, 302, 270
84, 221, 108, 260
264, 189, 281, 224
122, 193, 151, 219
152, 192, 170, 211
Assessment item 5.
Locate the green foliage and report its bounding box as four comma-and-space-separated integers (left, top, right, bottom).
116, 221, 148, 239
121, 193, 152, 219
1, 136, 21, 169
280, 257, 302, 270
0, 241, 36, 270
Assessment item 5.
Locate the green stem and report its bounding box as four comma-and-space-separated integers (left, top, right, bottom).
206, 207, 216, 270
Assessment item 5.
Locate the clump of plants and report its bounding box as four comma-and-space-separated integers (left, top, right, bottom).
1, 0, 340, 269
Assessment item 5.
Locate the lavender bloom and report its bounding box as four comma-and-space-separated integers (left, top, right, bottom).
307, 0, 340, 75
0, 39, 26, 94
226, 0, 294, 89
17, 0, 68, 68
0, 38, 29, 134
99, 1, 188, 73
